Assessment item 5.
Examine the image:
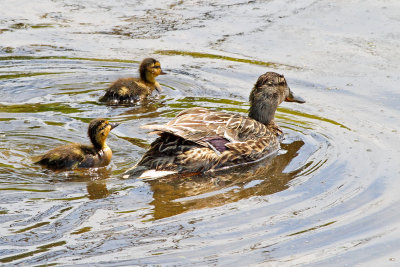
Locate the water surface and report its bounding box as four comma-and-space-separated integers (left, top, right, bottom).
1, 0, 400, 266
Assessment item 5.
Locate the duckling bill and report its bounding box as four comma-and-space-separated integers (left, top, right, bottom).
126, 72, 305, 178
34, 118, 119, 171
100, 58, 166, 105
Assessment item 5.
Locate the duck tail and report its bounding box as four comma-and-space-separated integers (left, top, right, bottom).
123, 164, 176, 179
123, 164, 147, 178
139, 169, 177, 179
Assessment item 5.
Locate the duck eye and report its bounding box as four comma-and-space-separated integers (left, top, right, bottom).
98, 124, 108, 132
153, 66, 160, 69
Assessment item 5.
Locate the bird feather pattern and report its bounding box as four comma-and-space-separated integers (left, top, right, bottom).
129, 72, 305, 177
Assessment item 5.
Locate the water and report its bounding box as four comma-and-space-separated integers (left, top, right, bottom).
1, 0, 400, 265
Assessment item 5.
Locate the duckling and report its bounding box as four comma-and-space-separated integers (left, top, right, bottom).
99, 58, 166, 105
34, 118, 119, 170
126, 72, 305, 178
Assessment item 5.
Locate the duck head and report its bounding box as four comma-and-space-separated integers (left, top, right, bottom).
139, 58, 166, 85
249, 72, 305, 125
88, 118, 119, 149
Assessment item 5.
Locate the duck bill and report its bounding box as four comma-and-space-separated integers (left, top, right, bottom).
285, 88, 305, 103
109, 122, 120, 130
159, 69, 167, 75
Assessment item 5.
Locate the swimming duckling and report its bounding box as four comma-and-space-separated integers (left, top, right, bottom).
34, 118, 119, 170
100, 58, 166, 105
126, 72, 305, 178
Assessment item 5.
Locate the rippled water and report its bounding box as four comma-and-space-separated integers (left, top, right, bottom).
1, 0, 400, 266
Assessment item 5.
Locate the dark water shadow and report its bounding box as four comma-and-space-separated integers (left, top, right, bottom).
144, 140, 305, 220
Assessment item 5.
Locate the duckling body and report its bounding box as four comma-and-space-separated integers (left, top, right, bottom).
100, 58, 166, 105
34, 119, 119, 171
128, 72, 305, 177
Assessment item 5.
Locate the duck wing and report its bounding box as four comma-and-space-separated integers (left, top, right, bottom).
100, 77, 149, 103
35, 143, 86, 169
142, 107, 276, 153
35, 143, 105, 170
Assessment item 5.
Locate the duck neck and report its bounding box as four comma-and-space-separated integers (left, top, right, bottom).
90, 136, 106, 151
144, 72, 156, 84
248, 95, 277, 126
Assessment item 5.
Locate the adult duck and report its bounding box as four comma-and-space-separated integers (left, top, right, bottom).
127, 72, 305, 178
100, 58, 166, 105
34, 118, 119, 170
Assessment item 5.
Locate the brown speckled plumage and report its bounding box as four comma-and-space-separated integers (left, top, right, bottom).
34, 118, 119, 171
99, 58, 166, 105
130, 72, 305, 176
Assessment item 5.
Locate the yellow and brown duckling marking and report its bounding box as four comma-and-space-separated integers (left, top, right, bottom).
100, 58, 166, 105
34, 118, 119, 171
126, 72, 305, 178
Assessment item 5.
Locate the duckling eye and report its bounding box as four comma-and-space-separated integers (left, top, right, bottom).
153, 66, 161, 69
98, 124, 108, 132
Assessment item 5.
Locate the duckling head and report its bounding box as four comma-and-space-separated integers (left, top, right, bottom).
88, 118, 119, 149
139, 58, 166, 85
249, 72, 305, 125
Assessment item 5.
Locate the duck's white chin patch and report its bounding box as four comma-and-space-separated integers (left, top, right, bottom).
139, 170, 177, 179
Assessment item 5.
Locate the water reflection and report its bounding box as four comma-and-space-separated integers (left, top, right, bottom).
86, 181, 109, 200
45, 168, 112, 200
146, 140, 305, 220
120, 99, 165, 117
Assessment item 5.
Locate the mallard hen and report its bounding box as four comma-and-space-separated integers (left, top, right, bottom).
127, 72, 305, 178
